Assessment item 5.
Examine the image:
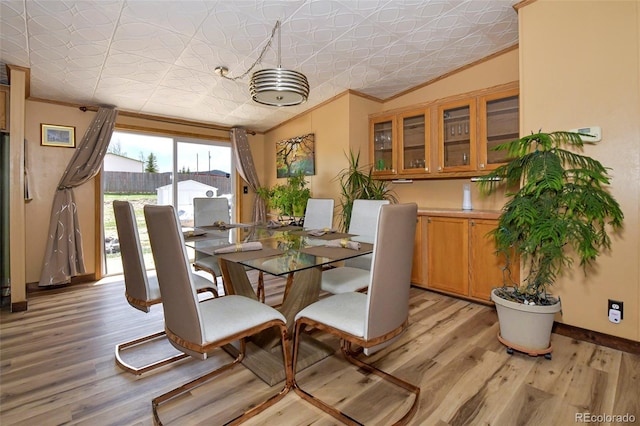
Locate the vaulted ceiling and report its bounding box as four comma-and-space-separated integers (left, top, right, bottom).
0, 0, 519, 132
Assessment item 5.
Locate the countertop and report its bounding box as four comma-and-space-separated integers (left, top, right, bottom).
417, 208, 502, 220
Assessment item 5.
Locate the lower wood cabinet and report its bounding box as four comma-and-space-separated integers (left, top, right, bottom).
412, 213, 518, 304
411, 216, 427, 286
426, 216, 469, 295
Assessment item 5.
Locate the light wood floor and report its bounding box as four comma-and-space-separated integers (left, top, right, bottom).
1, 272, 639, 426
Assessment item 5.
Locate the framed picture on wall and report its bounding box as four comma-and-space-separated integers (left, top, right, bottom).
41, 123, 76, 148
276, 133, 315, 178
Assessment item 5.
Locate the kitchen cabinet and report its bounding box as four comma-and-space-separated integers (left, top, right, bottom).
370, 109, 430, 177
398, 109, 430, 174
478, 88, 520, 171
370, 115, 396, 177
368, 82, 519, 180
468, 219, 517, 301
416, 211, 519, 304
411, 216, 427, 286
426, 216, 468, 295
437, 99, 477, 173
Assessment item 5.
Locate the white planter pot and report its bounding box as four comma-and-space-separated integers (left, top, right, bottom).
491, 288, 562, 352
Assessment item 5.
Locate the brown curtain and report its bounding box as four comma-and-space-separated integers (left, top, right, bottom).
230, 127, 266, 224
39, 107, 118, 286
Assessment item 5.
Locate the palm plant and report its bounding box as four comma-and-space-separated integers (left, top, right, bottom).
479, 131, 623, 305
335, 150, 397, 231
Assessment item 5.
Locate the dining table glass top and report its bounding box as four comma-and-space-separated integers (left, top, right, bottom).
184, 223, 373, 277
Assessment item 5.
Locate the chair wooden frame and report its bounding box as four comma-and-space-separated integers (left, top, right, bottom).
113, 200, 216, 375
144, 204, 293, 424
291, 203, 420, 425
114, 294, 189, 376
152, 320, 293, 425
291, 319, 419, 426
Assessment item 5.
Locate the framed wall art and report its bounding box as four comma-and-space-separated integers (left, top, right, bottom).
41, 123, 76, 148
276, 133, 315, 178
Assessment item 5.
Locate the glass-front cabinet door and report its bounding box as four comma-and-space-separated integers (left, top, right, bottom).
398, 109, 429, 174
438, 99, 476, 172
371, 115, 396, 176
479, 89, 519, 170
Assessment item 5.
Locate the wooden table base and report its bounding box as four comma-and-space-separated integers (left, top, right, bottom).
223, 335, 335, 386
219, 260, 332, 385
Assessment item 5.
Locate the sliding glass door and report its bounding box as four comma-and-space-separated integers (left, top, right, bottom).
102, 130, 232, 276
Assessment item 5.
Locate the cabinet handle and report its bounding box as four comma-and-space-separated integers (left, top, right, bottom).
427, 218, 431, 223
424, 167, 429, 172
437, 166, 442, 172
470, 220, 475, 226
479, 163, 485, 169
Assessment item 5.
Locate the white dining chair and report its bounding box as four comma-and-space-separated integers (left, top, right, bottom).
320, 199, 389, 294
292, 203, 420, 425
192, 197, 230, 286
302, 198, 334, 230
112, 200, 217, 375
144, 204, 292, 424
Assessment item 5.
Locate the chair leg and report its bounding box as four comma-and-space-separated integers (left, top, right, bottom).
152, 324, 292, 425
115, 331, 189, 375
341, 341, 420, 425
291, 322, 420, 426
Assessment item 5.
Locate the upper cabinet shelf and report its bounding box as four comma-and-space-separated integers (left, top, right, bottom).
369, 82, 519, 180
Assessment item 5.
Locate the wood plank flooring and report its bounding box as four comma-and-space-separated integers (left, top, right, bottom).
1, 272, 638, 425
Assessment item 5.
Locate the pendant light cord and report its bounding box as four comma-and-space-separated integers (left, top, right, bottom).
218, 21, 281, 81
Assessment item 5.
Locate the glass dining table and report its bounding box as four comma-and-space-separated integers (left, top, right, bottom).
184, 223, 374, 385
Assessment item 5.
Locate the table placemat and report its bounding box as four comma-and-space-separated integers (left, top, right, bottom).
300, 242, 373, 260
254, 225, 302, 232
196, 223, 251, 230
183, 231, 228, 242
290, 230, 354, 240
215, 246, 283, 262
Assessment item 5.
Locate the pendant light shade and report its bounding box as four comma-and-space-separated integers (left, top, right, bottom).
216, 20, 309, 107
250, 68, 309, 106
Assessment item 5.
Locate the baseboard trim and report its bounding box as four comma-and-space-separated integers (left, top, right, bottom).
26, 273, 96, 294
417, 287, 640, 355
552, 322, 640, 355
11, 300, 28, 312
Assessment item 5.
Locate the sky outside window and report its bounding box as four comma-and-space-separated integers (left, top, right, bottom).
109, 131, 231, 174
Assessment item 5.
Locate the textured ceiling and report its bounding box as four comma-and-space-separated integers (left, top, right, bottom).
0, 0, 519, 132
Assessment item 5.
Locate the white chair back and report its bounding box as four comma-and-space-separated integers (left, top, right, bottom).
113, 200, 155, 312
365, 203, 417, 341
348, 199, 390, 243
144, 204, 205, 357
194, 197, 230, 226
303, 198, 334, 230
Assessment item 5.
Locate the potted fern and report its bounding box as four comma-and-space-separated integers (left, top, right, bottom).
479, 131, 623, 357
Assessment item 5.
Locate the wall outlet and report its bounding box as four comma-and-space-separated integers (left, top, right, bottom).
608, 299, 623, 323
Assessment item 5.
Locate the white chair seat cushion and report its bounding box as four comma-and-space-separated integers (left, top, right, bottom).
320, 267, 370, 294
295, 292, 367, 337
146, 273, 162, 301
343, 254, 372, 271
200, 295, 286, 343
193, 274, 216, 292
194, 256, 221, 275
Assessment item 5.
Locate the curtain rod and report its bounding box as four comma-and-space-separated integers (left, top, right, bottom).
78, 106, 257, 135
